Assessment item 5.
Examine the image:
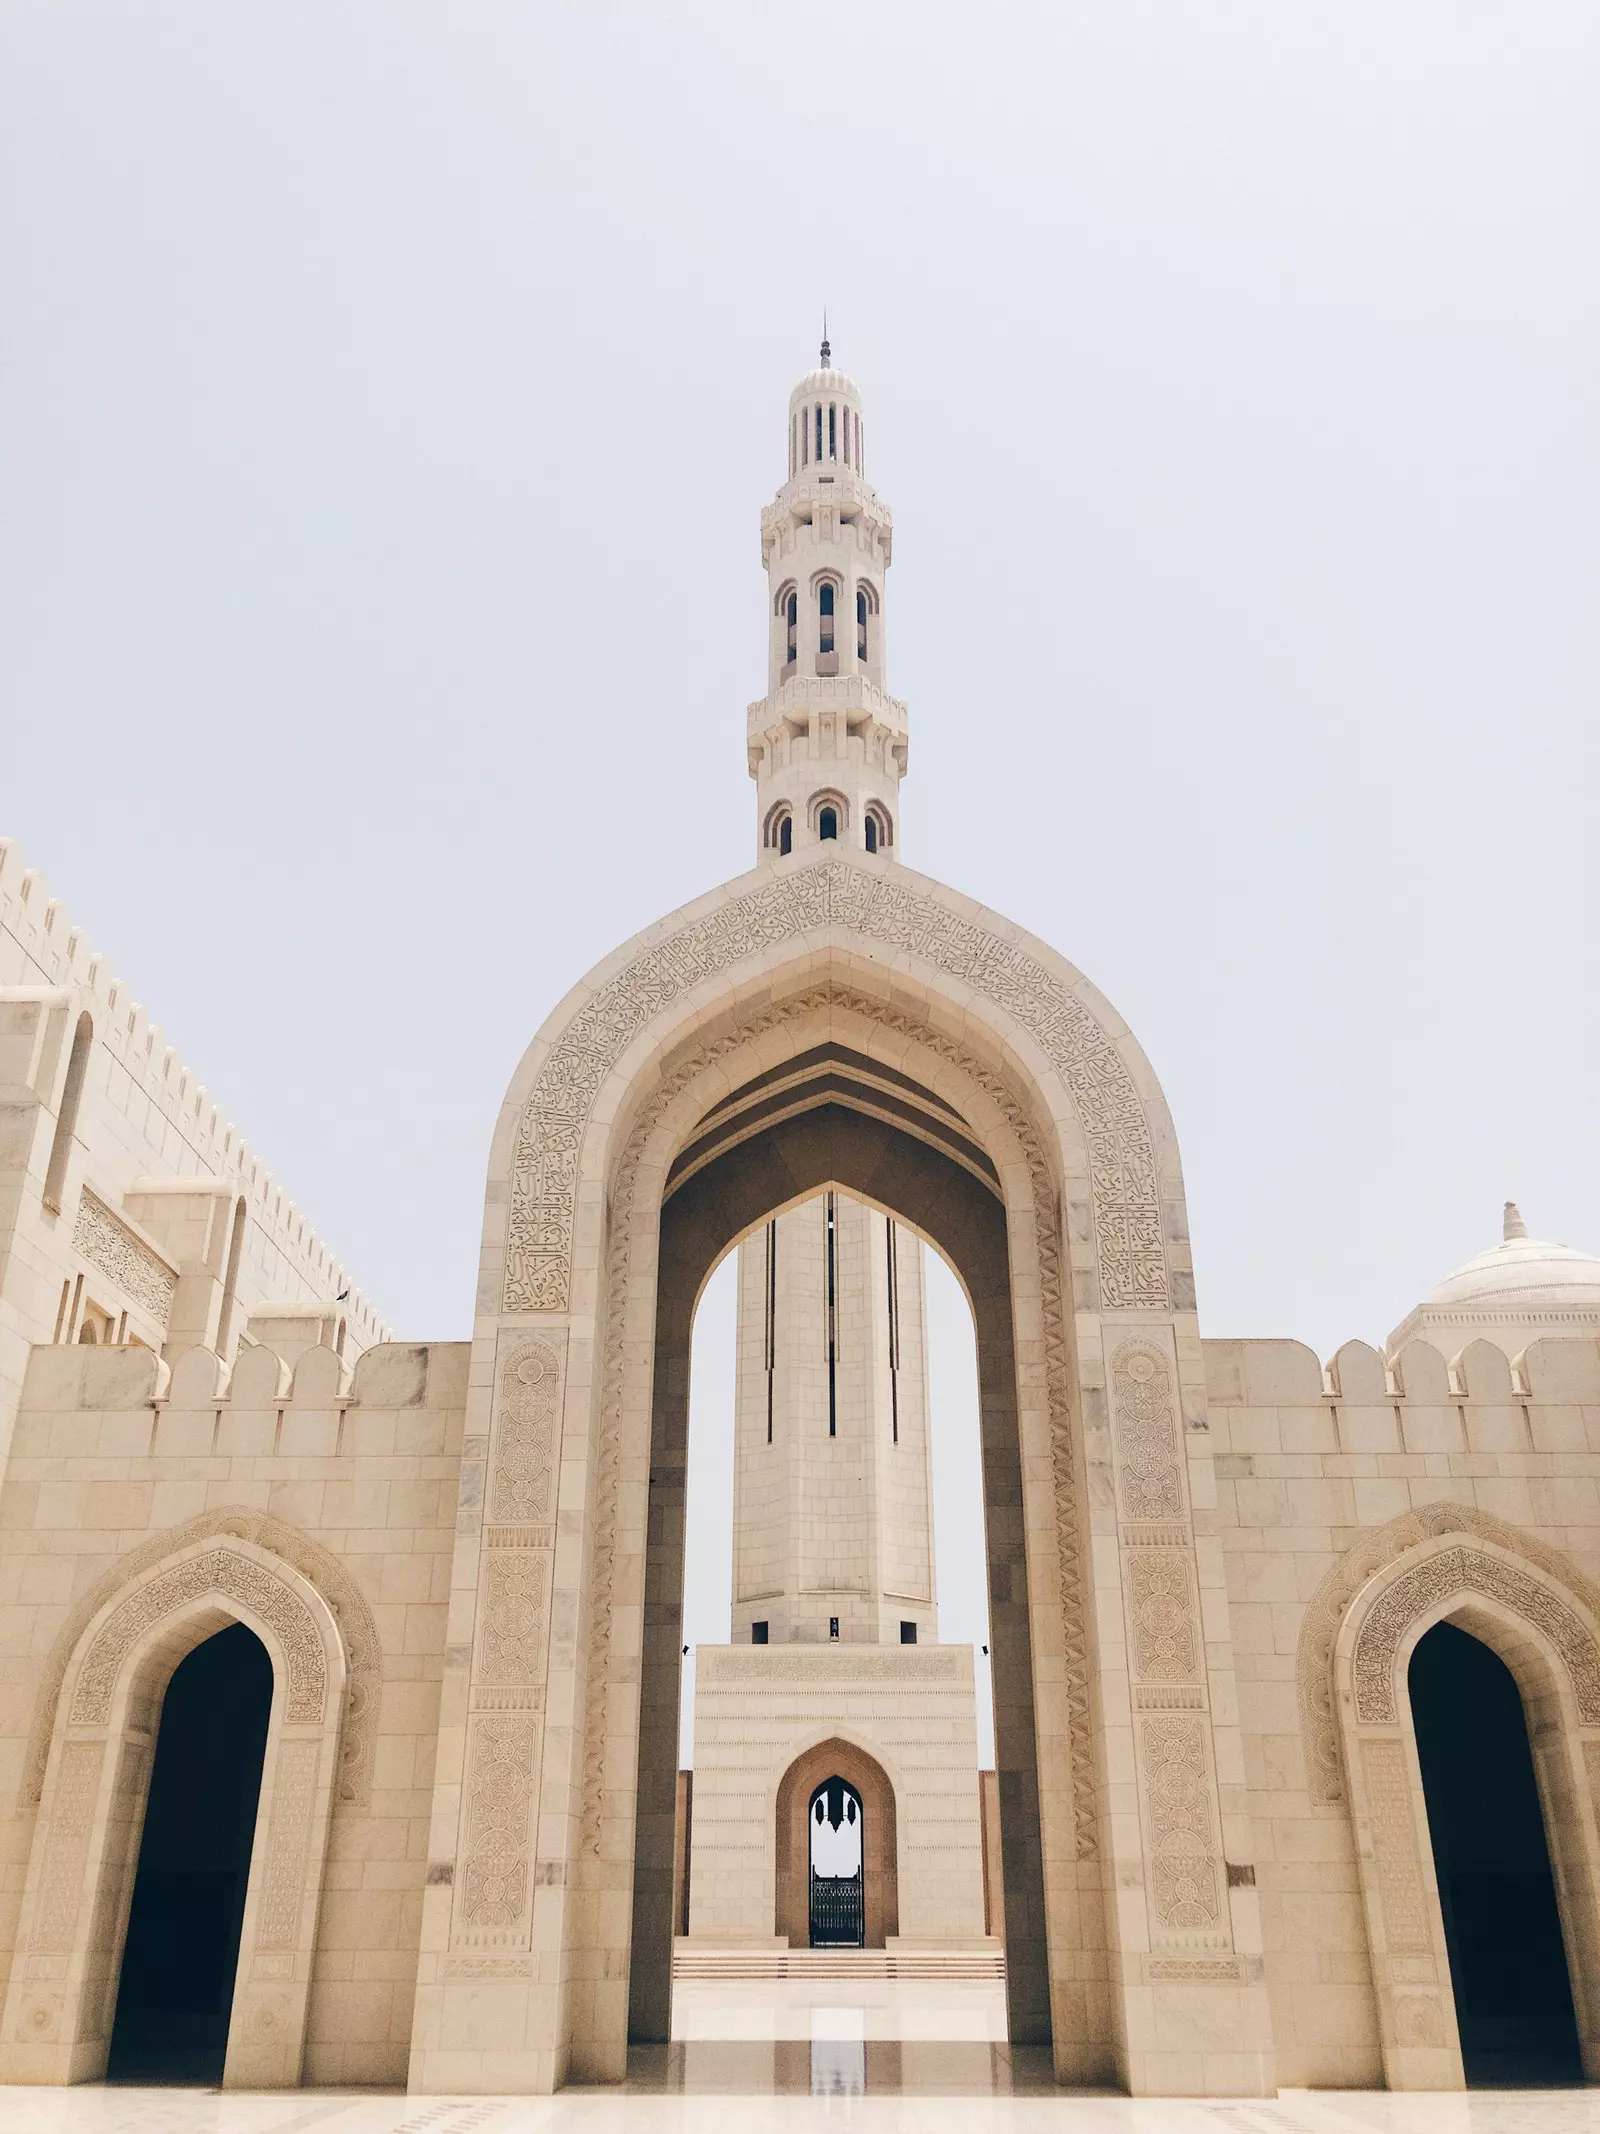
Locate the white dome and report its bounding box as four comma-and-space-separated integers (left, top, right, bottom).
1425, 1206, 1600, 1316
789, 363, 861, 409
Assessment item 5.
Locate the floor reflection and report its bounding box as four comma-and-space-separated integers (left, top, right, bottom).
613, 2040, 1066, 2094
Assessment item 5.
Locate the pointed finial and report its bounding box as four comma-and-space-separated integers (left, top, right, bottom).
820, 310, 830, 369
1504, 1200, 1527, 1241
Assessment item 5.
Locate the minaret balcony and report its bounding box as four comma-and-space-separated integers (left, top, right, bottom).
761, 480, 893, 566
747, 673, 909, 750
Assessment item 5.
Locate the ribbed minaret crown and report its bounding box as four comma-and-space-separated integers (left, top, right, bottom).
747, 349, 908, 864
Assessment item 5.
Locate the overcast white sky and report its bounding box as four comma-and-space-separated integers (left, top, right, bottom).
4, 7, 1596, 1758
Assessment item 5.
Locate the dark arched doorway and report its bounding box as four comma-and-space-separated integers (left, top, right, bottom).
809, 1777, 865, 1946
107, 1622, 274, 2084
1409, 1620, 1583, 2086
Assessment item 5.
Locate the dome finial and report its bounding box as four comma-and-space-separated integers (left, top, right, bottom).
820, 309, 830, 370
1504, 1200, 1528, 1241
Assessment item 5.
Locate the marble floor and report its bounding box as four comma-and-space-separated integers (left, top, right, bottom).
1, 2082, 1599, 2134
670, 1974, 1009, 2039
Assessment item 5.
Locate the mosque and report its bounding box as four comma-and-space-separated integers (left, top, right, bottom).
1, 345, 1599, 2099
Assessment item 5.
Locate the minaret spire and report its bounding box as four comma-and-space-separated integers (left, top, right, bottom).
748, 352, 907, 863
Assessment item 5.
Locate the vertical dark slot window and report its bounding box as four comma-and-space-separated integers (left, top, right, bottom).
818, 582, 835, 654
825, 1192, 838, 1437
829, 404, 836, 459
885, 1216, 900, 1443
829, 1616, 840, 1640
818, 806, 838, 841
779, 816, 793, 855
856, 588, 868, 663
802, 407, 809, 465
865, 816, 878, 854
816, 405, 823, 463
765, 1219, 777, 1443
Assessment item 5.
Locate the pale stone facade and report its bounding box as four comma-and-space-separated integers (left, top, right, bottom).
0, 348, 1595, 2100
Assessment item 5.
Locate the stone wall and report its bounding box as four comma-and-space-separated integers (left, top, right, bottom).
0, 1336, 465, 2087
1206, 1331, 1600, 2088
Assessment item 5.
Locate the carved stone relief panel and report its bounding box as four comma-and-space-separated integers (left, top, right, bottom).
489, 1339, 561, 1525
456, 1715, 539, 1943
478, 1553, 550, 1691
1140, 1715, 1221, 1933
253, 1738, 320, 1954
503, 860, 1167, 1316
1353, 1546, 1600, 1726
1112, 1343, 1185, 1522
72, 1549, 327, 1727
1358, 1737, 1432, 1955
72, 1190, 177, 1325
26, 1740, 105, 1955
26, 1509, 379, 1812
1127, 1553, 1201, 1681
1298, 1503, 1600, 1806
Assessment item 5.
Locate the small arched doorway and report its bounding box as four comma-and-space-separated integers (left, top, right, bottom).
809, 1777, 864, 1947
1409, 1621, 1583, 2086
107, 1622, 274, 2084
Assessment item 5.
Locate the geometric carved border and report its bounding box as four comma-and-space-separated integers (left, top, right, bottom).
503, 857, 1167, 1316
579, 978, 1100, 1864
71, 1549, 327, 1727
1352, 1544, 1600, 1726
1297, 1502, 1600, 1804
24, 1506, 380, 1809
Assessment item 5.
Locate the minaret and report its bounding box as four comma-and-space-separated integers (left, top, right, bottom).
730, 348, 937, 1648
748, 338, 908, 862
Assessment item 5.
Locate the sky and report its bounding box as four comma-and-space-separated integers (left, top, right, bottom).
3, 6, 1596, 1759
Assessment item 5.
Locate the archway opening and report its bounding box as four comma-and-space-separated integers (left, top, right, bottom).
107, 1621, 273, 2084
628, 1074, 1057, 2062
809, 1777, 864, 1946
1409, 1620, 1583, 2086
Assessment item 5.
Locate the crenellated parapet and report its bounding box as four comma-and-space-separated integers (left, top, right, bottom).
0, 835, 389, 1357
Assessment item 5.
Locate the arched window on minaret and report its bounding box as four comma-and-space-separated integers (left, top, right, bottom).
828, 404, 837, 460
818, 806, 838, 842
864, 803, 891, 854
818, 582, 835, 657
779, 815, 793, 855
856, 588, 868, 664
864, 815, 878, 854
802, 408, 809, 467
815, 405, 823, 464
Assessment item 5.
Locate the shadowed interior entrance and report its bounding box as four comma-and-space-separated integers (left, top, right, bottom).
107, 1622, 273, 2084
1409, 1620, 1583, 2086
628, 1074, 1063, 2053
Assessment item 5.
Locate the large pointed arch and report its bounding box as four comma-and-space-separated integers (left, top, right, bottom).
410, 853, 1269, 2098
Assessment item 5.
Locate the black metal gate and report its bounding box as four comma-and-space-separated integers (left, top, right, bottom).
808, 1776, 865, 1948
809, 1868, 864, 1946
